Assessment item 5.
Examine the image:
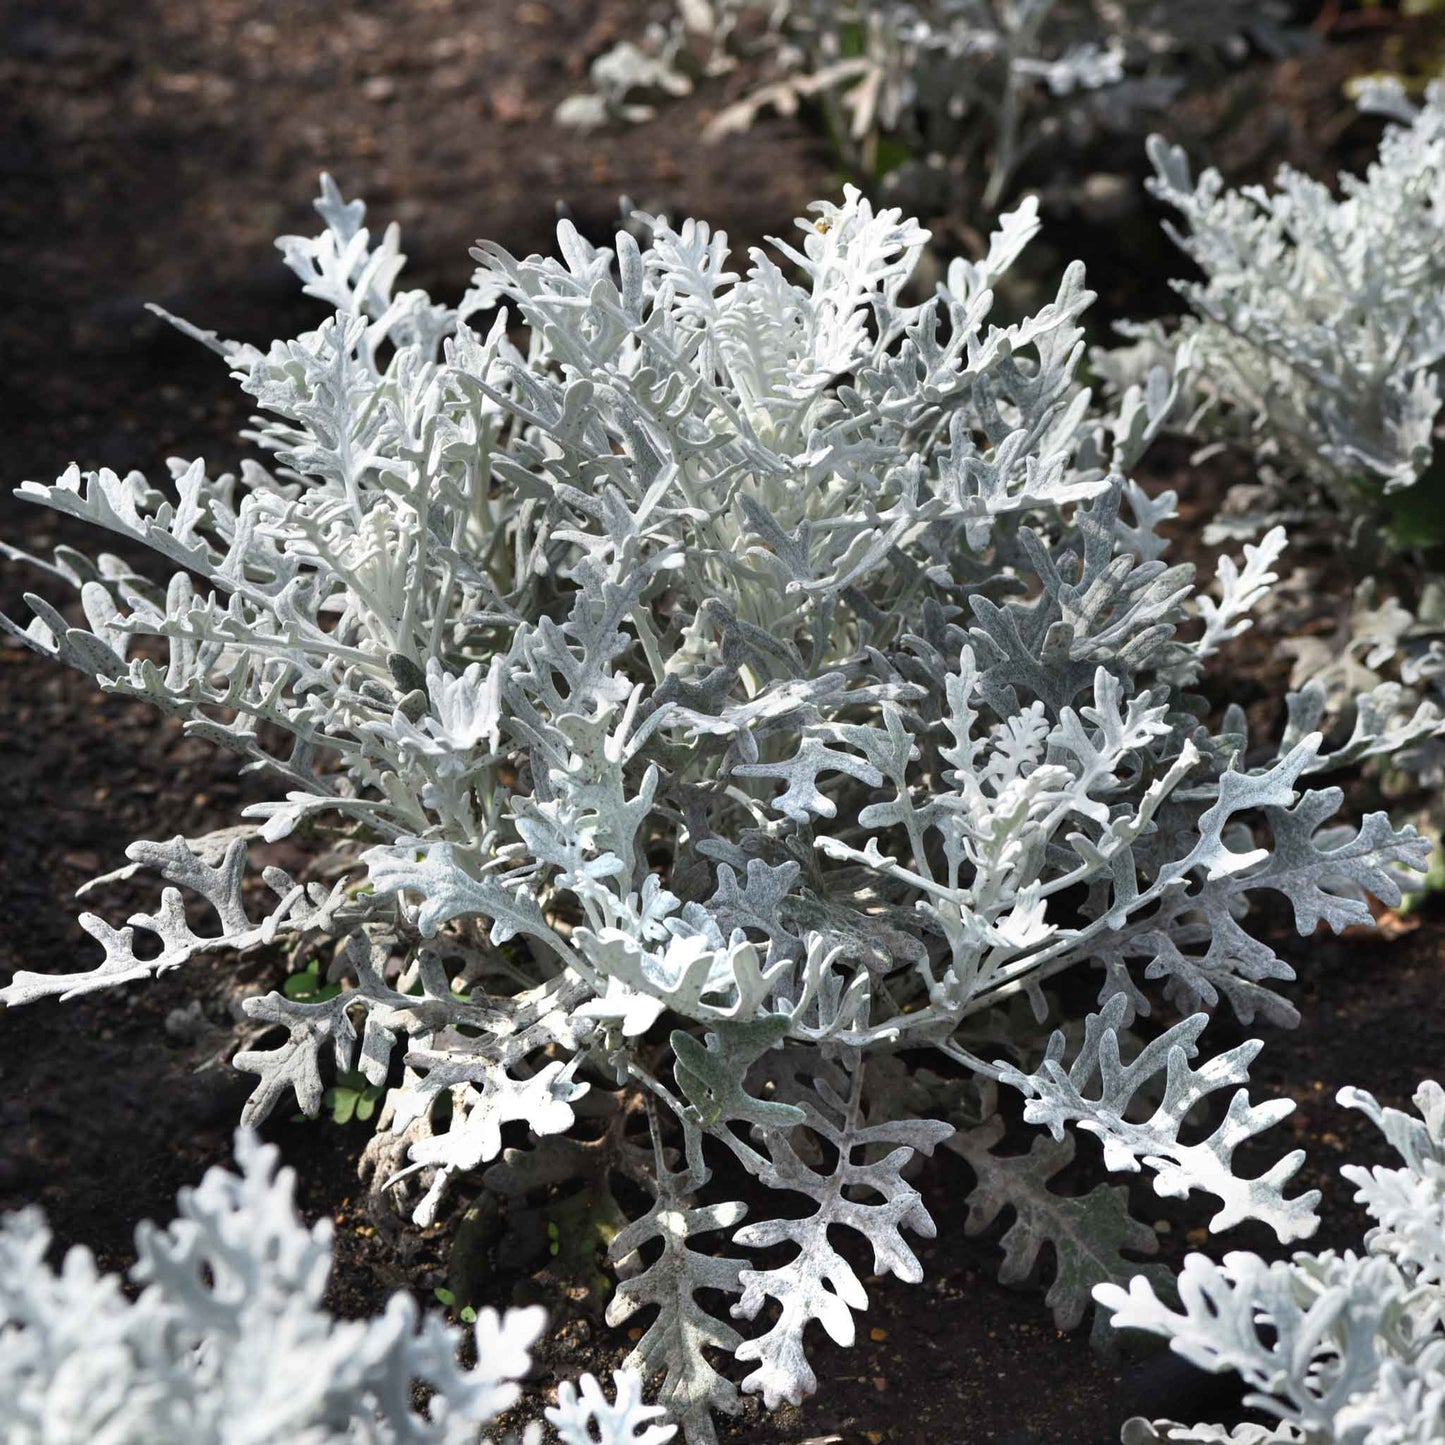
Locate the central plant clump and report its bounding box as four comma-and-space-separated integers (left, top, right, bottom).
0, 181, 1427, 1441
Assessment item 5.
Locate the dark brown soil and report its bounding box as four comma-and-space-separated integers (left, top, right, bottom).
2, 4, 1442, 1442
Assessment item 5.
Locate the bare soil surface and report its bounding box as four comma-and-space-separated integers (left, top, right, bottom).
2, 3, 1441, 1442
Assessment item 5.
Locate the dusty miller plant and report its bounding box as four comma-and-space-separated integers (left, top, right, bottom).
0, 178, 1430, 1441
1098, 1079, 1445, 1445
1097, 83, 1445, 826
0, 1130, 669, 1445
1119, 80, 1445, 544
559, 0, 1299, 214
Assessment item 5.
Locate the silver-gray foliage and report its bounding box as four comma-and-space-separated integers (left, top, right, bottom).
1097, 1079, 1445, 1445
0, 178, 1428, 1441
1128, 80, 1445, 529
561, 1, 1298, 212
1100, 84, 1445, 822
0, 1130, 669, 1445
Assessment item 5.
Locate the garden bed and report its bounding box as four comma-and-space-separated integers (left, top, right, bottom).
2, 3, 1440, 1441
